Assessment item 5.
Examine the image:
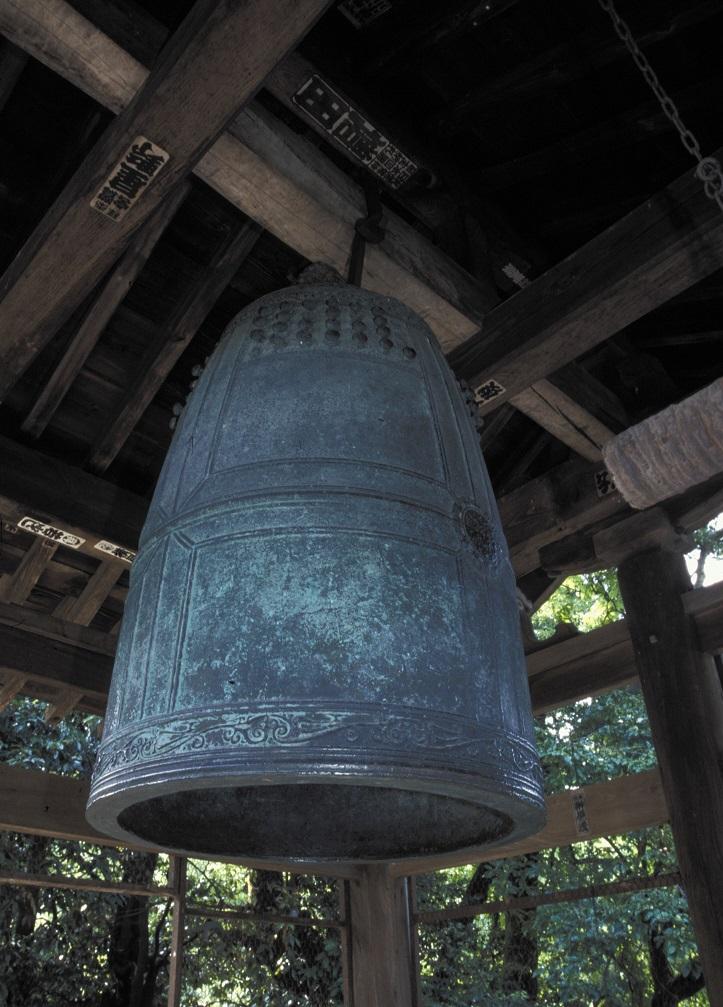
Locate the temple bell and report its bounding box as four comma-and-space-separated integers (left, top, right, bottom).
86, 280, 544, 863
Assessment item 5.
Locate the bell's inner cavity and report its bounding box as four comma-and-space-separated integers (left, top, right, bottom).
118, 784, 512, 861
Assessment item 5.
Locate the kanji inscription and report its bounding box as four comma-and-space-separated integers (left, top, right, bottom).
91, 137, 170, 221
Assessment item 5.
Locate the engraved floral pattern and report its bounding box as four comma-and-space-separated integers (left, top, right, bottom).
92, 705, 543, 793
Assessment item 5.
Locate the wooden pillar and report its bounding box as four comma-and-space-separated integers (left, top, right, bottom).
618, 546, 723, 1004
167, 855, 187, 1007
345, 865, 417, 1007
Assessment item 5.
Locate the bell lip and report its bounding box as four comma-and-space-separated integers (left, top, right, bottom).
86, 764, 546, 866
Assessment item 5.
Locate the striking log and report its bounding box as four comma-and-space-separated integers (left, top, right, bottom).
603, 378, 723, 509
618, 545, 723, 1002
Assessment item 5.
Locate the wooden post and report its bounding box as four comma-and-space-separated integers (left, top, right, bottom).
167, 855, 187, 1007
346, 865, 416, 1007
618, 546, 723, 1004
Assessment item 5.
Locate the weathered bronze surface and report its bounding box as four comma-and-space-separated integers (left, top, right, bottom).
87, 283, 544, 863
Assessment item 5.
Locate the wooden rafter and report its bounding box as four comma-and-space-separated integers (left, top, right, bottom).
86, 218, 262, 473
21, 182, 191, 439
450, 148, 723, 412
0, 0, 330, 399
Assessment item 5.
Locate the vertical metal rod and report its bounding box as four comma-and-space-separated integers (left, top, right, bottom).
167, 855, 187, 1007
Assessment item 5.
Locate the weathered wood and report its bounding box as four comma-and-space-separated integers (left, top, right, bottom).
498, 457, 625, 577
0, 601, 116, 655
348, 866, 415, 1007
0, 622, 113, 698
416, 872, 683, 924
87, 218, 262, 473
0, 0, 330, 399
0, 537, 58, 604
22, 183, 191, 438
53, 561, 123, 625
0, 764, 360, 877
618, 548, 723, 1001
592, 509, 692, 571
450, 148, 723, 410
167, 856, 186, 1007
0, 0, 493, 358
391, 768, 668, 877
512, 379, 614, 461
0, 433, 146, 562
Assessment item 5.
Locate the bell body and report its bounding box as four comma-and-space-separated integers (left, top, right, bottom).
87, 283, 544, 863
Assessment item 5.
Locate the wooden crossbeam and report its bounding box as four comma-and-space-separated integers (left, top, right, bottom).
450, 147, 723, 412
0, 0, 330, 399
511, 380, 615, 462
0, 764, 359, 878
5, 0, 723, 409
53, 561, 123, 626
0, 36, 26, 113
86, 218, 262, 473
0, 0, 493, 377
0, 763, 667, 879
21, 183, 191, 439
392, 767, 668, 876
0, 536, 58, 604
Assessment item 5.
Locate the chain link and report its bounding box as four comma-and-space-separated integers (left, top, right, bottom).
598, 0, 723, 212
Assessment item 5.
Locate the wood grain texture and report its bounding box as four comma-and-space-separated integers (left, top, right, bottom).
86, 218, 262, 473
0, 536, 58, 604
53, 561, 123, 625
619, 549, 723, 1002
0, 0, 493, 362
21, 183, 191, 438
348, 866, 414, 1007
451, 147, 723, 410
0, 0, 330, 398
512, 379, 614, 461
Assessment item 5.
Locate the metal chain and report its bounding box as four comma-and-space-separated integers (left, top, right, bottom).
598, 0, 723, 213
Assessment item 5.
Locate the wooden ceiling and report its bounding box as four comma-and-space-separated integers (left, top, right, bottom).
0, 0, 722, 679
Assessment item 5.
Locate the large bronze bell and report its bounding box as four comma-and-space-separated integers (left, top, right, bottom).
87, 281, 544, 863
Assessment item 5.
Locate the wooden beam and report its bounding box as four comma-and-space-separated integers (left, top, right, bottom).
511, 380, 615, 462
618, 548, 723, 1001
0, 671, 27, 711
0, 0, 494, 364
0, 0, 330, 399
344, 866, 415, 1007
0, 764, 359, 877
391, 767, 667, 876
21, 183, 191, 439
498, 457, 626, 578
53, 561, 123, 625
451, 148, 723, 412
0, 433, 146, 562
86, 218, 262, 473
0, 537, 58, 604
